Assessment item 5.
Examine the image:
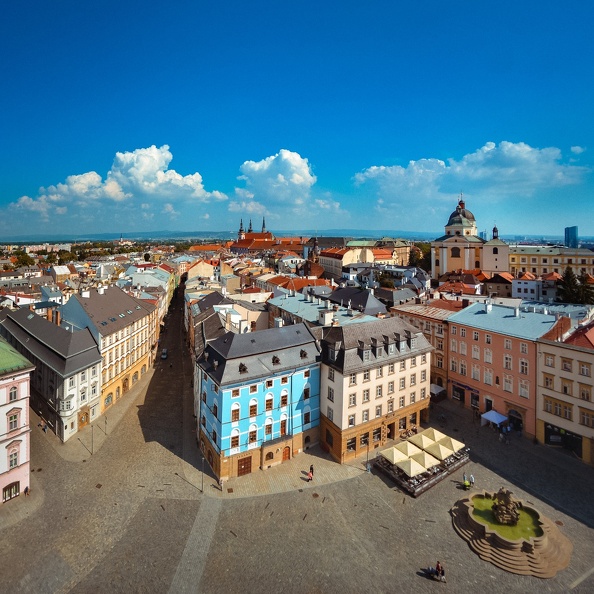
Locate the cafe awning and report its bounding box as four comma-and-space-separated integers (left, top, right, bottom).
424, 441, 454, 461
411, 450, 441, 469
481, 409, 507, 427
396, 457, 426, 477
380, 446, 408, 465
421, 427, 447, 442
408, 432, 435, 450
394, 441, 422, 457
438, 436, 466, 453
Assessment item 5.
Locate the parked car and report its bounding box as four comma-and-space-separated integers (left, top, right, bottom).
161, 348, 168, 359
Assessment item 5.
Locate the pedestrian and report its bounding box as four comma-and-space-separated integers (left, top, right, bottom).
463, 472, 467, 483
470, 474, 475, 487
24, 486, 30, 496
307, 471, 313, 482
309, 464, 314, 477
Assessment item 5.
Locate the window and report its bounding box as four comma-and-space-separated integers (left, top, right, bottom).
304, 369, 310, 378
388, 363, 395, 374
92, 365, 97, 377
376, 385, 383, 398
580, 410, 593, 427
460, 328, 466, 338
562, 381, 572, 396
436, 356, 443, 369
375, 405, 382, 418
9, 413, 18, 431
421, 388, 426, 400
376, 366, 383, 378
484, 349, 492, 364
563, 405, 572, 420
410, 357, 417, 368
231, 434, 240, 447
281, 376, 288, 385
349, 393, 357, 407
249, 430, 257, 443
266, 380, 273, 388
399, 396, 405, 408
436, 324, 443, 335
349, 373, 357, 385
80, 388, 87, 402
520, 343, 528, 354
520, 359, 528, 375
410, 374, 416, 386
472, 345, 480, 360
363, 370, 370, 382
450, 359, 458, 373
545, 354, 554, 367
400, 361, 406, 371
580, 363, 591, 377
360, 432, 369, 446
304, 387, 310, 400
304, 411, 311, 424
249, 384, 257, 394
328, 368, 335, 381
388, 381, 394, 394
473, 331, 479, 341
451, 326, 457, 335
232, 388, 240, 398
348, 414, 355, 427
327, 387, 334, 402
81, 370, 86, 382
249, 403, 258, 417
485, 334, 492, 344
472, 365, 480, 381
231, 405, 240, 422
346, 437, 356, 451
505, 339, 512, 350
266, 397, 273, 411
9, 387, 17, 402
580, 385, 591, 401
562, 359, 572, 372
504, 376, 513, 392
212, 403, 218, 419
544, 375, 554, 389
362, 409, 369, 422
484, 369, 493, 385
212, 429, 217, 443
410, 391, 416, 404
69, 377, 75, 388
9, 451, 18, 469
450, 339, 457, 353
280, 394, 288, 407
504, 355, 512, 370
373, 427, 382, 442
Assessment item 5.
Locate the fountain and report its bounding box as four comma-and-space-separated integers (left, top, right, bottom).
451, 488, 572, 578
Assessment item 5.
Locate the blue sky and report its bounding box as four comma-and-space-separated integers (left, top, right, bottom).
1, 1, 593, 239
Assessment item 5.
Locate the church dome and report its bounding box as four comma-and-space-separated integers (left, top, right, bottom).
447, 199, 476, 227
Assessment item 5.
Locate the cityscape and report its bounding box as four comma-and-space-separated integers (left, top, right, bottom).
2, 2, 594, 593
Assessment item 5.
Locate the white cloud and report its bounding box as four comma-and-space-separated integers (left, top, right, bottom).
11, 145, 227, 221
571, 145, 585, 154
237, 149, 317, 210
354, 141, 589, 229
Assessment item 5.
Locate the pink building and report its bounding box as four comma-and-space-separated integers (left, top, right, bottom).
1, 338, 35, 503
447, 302, 561, 439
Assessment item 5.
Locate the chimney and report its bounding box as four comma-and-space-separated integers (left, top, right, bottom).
213, 360, 219, 370
514, 307, 520, 318
53, 309, 61, 326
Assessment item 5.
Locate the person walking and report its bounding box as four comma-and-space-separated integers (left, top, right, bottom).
309, 464, 314, 477
469, 474, 475, 487
307, 471, 313, 482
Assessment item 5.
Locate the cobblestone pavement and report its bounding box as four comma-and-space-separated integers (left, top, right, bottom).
1, 290, 593, 593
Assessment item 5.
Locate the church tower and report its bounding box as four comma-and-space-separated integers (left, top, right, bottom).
262, 217, 266, 233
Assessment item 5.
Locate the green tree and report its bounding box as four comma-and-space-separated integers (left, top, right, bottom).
377, 272, 395, 289
577, 273, 594, 305
557, 267, 581, 303
144, 253, 151, 262
410, 242, 431, 271
14, 251, 34, 267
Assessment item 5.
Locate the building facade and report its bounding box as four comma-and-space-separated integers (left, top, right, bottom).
196, 324, 320, 480
1, 337, 35, 503
60, 286, 157, 415
316, 317, 433, 464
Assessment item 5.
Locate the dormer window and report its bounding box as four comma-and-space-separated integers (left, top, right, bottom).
300, 349, 307, 359
239, 363, 248, 373
328, 347, 337, 361
272, 355, 280, 365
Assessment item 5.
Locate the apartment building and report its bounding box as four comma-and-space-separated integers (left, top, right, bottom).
447, 302, 562, 438
0, 308, 102, 441
0, 338, 35, 503
509, 246, 594, 277
537, 319, 594, 465
315, 317, 432, 463
196, 324, 320, 480
60, 286, 157, 414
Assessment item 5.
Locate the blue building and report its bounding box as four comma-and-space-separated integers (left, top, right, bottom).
564, 226, 578, 249
196, 323, 320, 479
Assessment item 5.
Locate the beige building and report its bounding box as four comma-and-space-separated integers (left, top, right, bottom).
537, 320, 594, 466
509, 246, 594, 277
315, 317, 433, 464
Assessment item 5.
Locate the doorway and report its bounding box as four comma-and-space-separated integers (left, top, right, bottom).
282, 446, 291, 461
238, 457, 252, 476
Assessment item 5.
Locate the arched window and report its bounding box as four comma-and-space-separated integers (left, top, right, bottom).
435, 259, 440, 267
230, 428, 240, 448
231, 402, 240, 422
475, 261, 480, 268
493, 247, 499, 255
249, 398, 258, 417
265, 451, 274, 461
451, 247, 461, 258
9, 387, 17, 402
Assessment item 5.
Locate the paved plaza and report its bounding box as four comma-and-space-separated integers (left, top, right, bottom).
1, 293, 593, 593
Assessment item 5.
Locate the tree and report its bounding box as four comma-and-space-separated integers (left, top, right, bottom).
577, 273, 594, 305
144, 253, 151, 262
409, 242, 431, 272
14, 251, 34, 268
557, 267, 581, 303
377, 272, 395, 289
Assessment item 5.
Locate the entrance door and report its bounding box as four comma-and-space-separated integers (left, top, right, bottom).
238, 457, 252, 476
387, 422, 395, 440
282, 446, 291, 461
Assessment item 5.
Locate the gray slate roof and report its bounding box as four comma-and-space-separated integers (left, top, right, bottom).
0, 308, 101, 377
